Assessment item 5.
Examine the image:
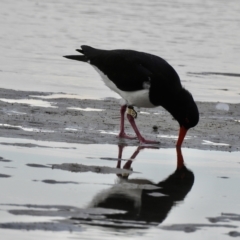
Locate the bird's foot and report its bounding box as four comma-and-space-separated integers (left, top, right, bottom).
139, 137, 160, 145
118, 132, 137, 140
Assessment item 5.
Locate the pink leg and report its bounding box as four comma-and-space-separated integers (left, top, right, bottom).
116, 145, 123, 169
118, 105, 136, 139
116, 145, 159, 178
116, 144, 130, 178
127, 114, 159, 144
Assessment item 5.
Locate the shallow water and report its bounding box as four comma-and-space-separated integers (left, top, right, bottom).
1, 0, 240, 103
0, 137, 239, 239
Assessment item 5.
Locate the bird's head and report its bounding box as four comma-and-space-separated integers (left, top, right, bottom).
170, 89, 199, 147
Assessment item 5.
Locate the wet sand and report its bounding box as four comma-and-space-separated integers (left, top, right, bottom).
0, 88, 239, 151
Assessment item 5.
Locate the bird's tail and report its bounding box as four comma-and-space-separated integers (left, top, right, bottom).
64, 45, 103, 62
63, 48, 88, 62
63, 54, 88, 62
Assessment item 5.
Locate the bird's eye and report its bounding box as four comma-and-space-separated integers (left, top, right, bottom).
185, 118, 189, 123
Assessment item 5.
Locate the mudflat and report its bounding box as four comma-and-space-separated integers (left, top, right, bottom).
0, 88, 239, 151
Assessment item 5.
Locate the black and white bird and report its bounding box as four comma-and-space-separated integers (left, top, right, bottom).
64, 45, 199, 147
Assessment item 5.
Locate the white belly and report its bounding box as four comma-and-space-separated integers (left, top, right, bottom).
93, 66, 155, 108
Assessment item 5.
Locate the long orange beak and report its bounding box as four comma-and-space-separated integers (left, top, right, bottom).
176, 126, 188, 147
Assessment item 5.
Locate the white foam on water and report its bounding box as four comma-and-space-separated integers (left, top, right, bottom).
31, 94, 86, 100
64, 128, 78, 131
202, 140, 230, 146
98, 130, 118, 135
6, 110, 27, 115
68, 107, 104, 112
140, 111, 150, 115
0, 123, 54, 133
158, 135, 192, 140
0, 98, 57, 108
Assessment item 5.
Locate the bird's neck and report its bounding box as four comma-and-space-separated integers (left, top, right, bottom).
160, 88, 188, 123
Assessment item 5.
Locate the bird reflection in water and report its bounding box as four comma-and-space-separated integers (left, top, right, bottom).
86, 146, 194, 228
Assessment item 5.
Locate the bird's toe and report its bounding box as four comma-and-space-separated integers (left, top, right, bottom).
139, 138, 160, 145
118, 132, 137, 140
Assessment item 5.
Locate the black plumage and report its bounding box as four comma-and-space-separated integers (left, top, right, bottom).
64, 45, 199, 146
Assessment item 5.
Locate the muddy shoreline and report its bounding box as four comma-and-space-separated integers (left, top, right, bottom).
0, 88, 239, 151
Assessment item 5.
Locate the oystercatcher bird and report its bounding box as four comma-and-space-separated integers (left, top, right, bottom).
64, 45, 199, 146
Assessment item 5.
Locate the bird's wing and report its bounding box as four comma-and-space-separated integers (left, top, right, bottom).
89, 51, 152, 91
81, 46, 181, 92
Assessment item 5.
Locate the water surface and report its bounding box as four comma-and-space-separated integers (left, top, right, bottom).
0, 137, 239, 239
1, 0, 240, 103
